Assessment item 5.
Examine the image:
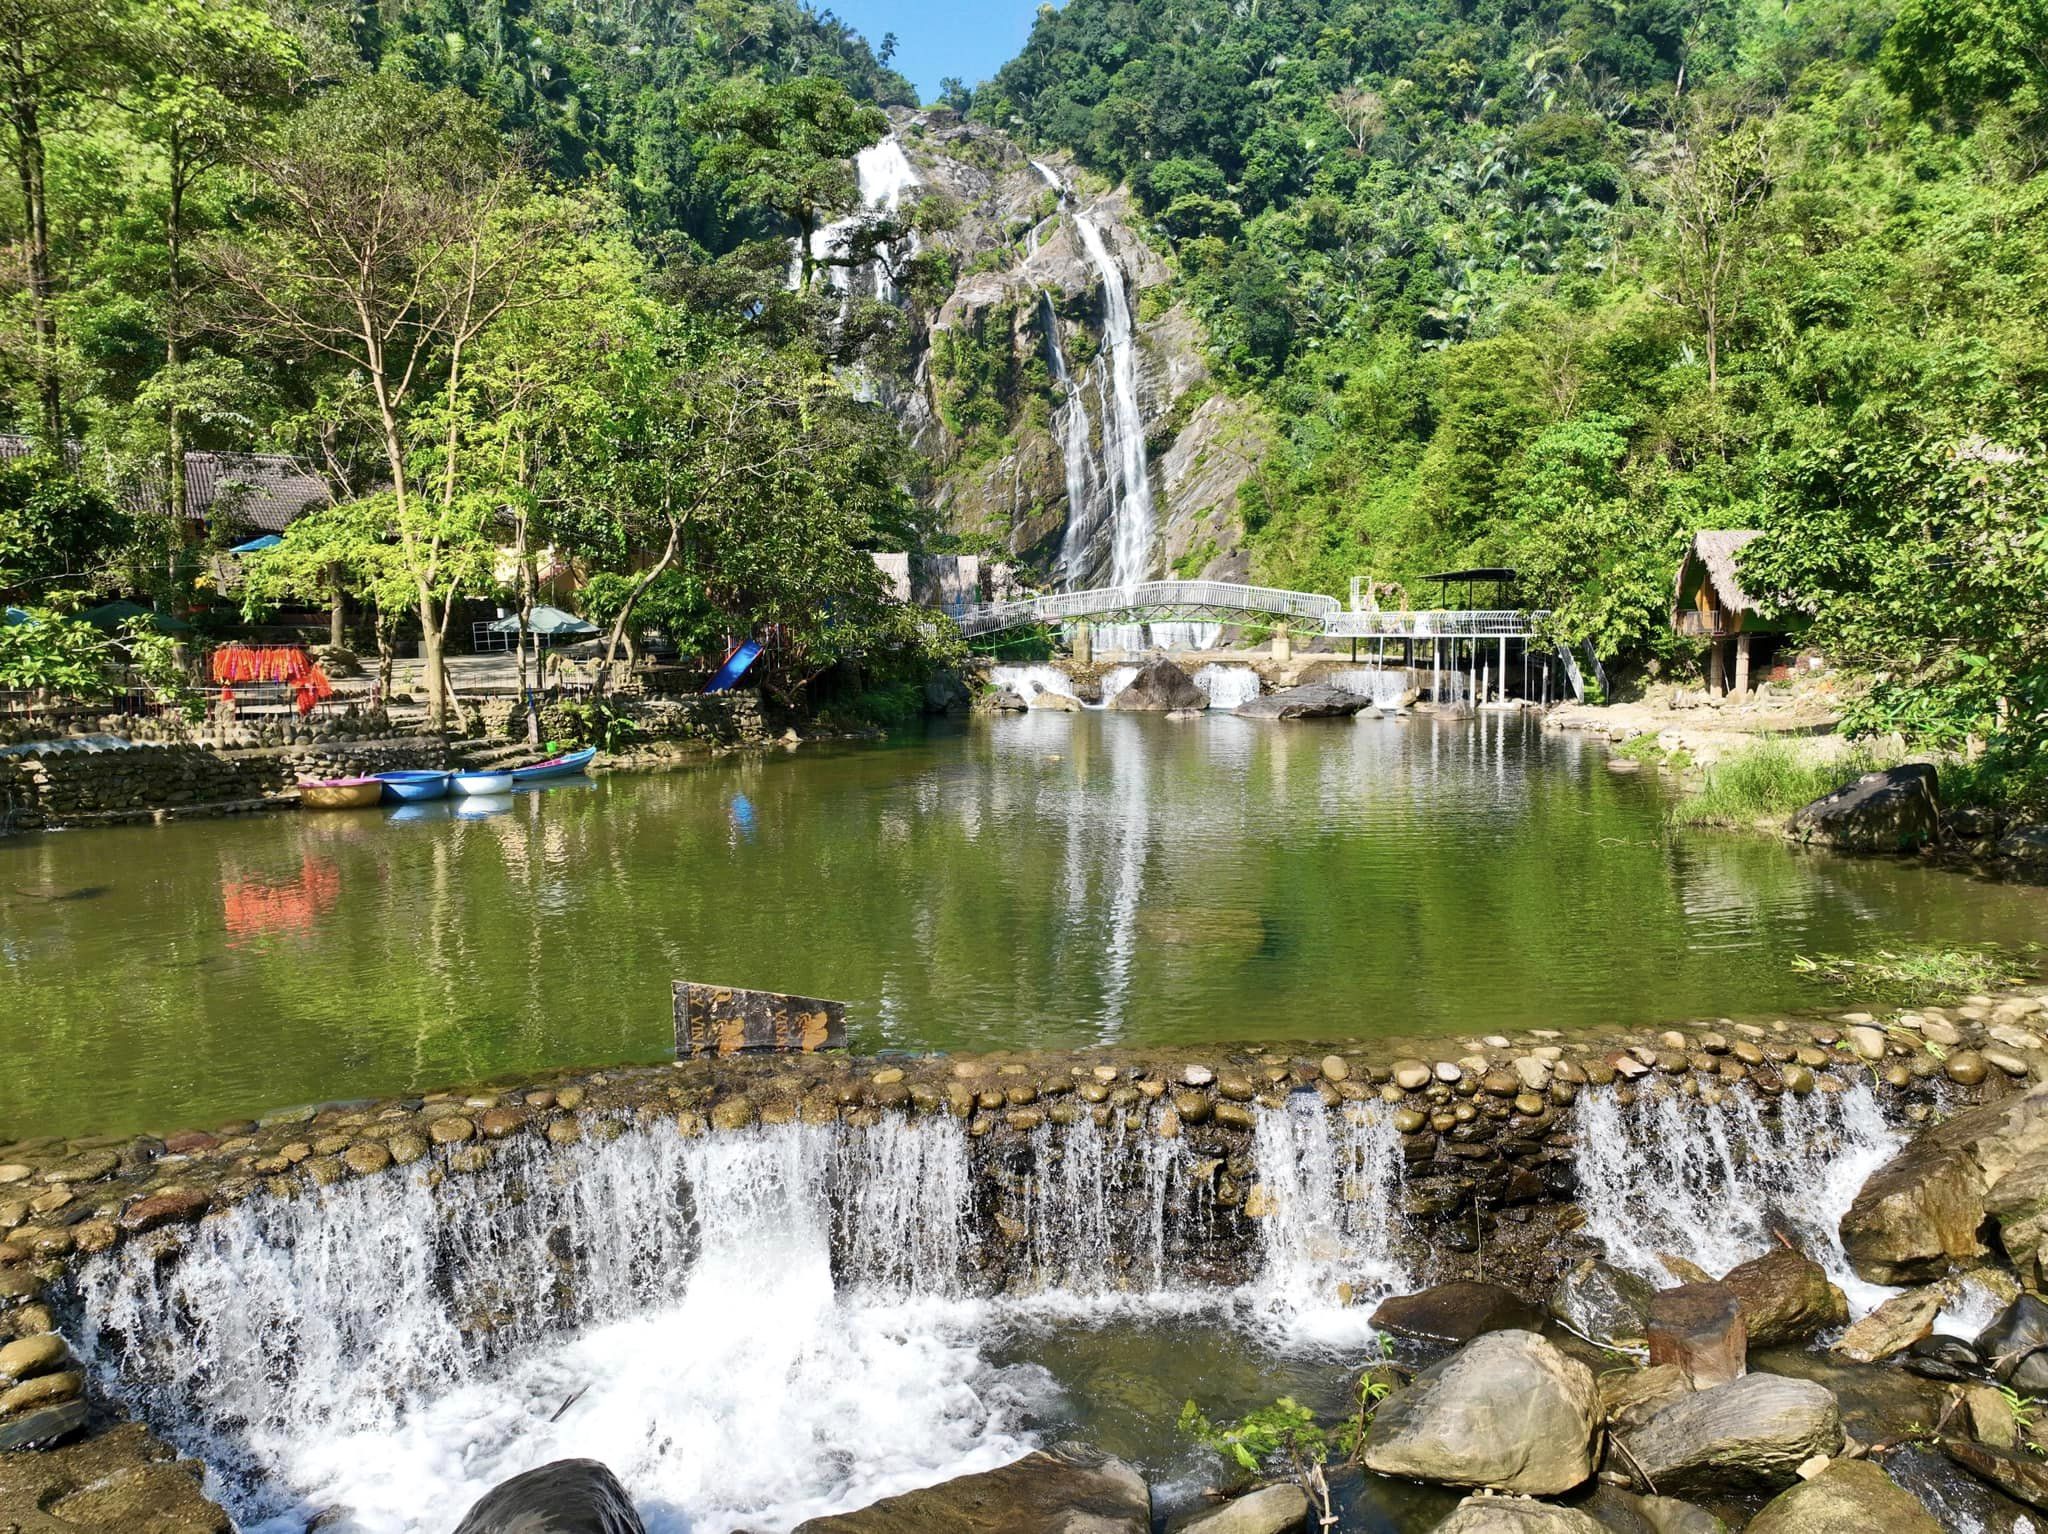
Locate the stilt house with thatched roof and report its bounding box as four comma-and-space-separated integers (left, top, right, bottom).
1672, 530, 1803, 695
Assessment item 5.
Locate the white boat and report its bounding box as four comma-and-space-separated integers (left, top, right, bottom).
452, 770, 515, 796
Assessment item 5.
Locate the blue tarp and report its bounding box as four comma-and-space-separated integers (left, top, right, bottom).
231, 533, 284, 554
2, 607, 27, 626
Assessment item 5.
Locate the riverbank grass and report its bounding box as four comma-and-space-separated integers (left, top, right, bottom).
1668, 738, 1876, 829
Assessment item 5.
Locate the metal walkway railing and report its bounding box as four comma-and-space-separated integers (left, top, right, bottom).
955, 581, 1546, 641
956, 580, 1342, 637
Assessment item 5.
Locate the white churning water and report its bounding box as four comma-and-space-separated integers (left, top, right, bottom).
72, 1107, 1412, 1534
1193, 666, 1260, 711
1573, 1081, 1905, 1313
69, 1084, 1911, 1531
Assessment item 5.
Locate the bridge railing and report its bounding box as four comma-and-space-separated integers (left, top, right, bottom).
956, 580, 1342, 636
1323, 608, 1548, 639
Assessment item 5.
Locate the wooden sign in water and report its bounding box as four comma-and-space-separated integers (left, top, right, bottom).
673, 981, 846, 1056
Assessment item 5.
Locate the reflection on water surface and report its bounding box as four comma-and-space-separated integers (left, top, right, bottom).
3, 712, 2042, 1137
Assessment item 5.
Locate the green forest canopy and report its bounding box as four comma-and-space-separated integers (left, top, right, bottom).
976, 0, 2048, 790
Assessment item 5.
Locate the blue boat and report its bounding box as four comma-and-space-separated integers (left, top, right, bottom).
377, 770, 453, 803
509, 747, 596, 784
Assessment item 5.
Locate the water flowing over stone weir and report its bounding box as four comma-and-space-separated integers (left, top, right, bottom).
56, 1054, 1926, 1531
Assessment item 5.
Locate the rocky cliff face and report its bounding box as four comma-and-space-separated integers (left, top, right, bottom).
873, 112, 1269, 589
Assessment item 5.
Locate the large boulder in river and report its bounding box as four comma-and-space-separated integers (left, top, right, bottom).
1430, 1496, 1607, 1533
452, 1460, 646, 1534
1234, 683, 1369, 720
1720, 1248, 1848, 1346
1647, 1282, 1747, 1388
1840, 1081, 2048, 1286
1372, 1280, 1545, 1345
1621, 1374, 1843, 1494
981, 687, 1029, 713
1745, 1459, 1942, 1533
1168, 1483, 1309, 1534
1362, 1330, 1600, 1495
1787, 763, 1940, 852
1549, 1259, 1656, 1347
792, 1444, 1149, 1534
1108, 659, 1206, 712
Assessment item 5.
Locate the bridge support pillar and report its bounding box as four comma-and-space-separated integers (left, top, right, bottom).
1271, 624, 1291, 662
1071, 624, 1092, 665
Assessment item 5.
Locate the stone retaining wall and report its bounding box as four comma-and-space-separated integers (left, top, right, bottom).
0, 740, 461, 832
4, 988, 2044, 1526
475, 691, 768, 749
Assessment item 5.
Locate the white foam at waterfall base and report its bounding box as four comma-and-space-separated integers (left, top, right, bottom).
1325, 667, 1411, 709
77, 1122, 1049, 1534
1573, 1081, 1905, 1313
1193, 665, 1259, 711
989, 664, 1076, 703
1245, 1097, 1411, 1343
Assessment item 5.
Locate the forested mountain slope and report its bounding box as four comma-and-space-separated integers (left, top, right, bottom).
970, 0, 2047, 755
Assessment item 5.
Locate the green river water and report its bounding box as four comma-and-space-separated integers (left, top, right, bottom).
2, 710, 2043, 1139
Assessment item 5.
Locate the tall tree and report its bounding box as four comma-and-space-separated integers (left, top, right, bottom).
0, 0, 121, 439
122, 0, 301, 527
212, 76, 547, 730
690, 75, 888, 293
1651, 97, 1774, 394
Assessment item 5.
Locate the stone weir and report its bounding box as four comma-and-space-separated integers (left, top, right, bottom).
2, 994, 2046, 1529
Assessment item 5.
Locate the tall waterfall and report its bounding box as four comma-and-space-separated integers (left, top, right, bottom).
1071, 213, 1156, 598
797, 135, 921, 300
1045, 293, 1105, 586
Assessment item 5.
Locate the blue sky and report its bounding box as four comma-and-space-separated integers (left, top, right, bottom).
830, 0, 1040, 103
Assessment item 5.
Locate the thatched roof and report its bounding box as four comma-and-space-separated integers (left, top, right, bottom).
0, 434, 330, 533
1676, 528, 1764, 617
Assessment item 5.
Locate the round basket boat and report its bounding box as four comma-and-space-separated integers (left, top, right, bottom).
298, 778, 382, 811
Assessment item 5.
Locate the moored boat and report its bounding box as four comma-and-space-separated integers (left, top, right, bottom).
297, 777, 382, 810
376, 770, 453, 804
508, 747, 597, 784
452, 770, 514, 797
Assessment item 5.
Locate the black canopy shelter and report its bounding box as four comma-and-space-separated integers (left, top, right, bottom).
1419, 568, 1517, 610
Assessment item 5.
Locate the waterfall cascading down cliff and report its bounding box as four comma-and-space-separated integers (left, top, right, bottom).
67, 1083, 1905, 1533
1028, 162, 1217, 653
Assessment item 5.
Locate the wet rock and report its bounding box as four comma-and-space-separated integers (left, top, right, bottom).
1902, 1333, 1984, 1382
792, 1443, 1149, 1533
1168, 1483, 1309, 1534
1392, 1061, 1432, 1091
1840, 1080, 2048, 1285
1109, 660, 1206, 713
1787, 764, 1939, 853
1029, 690, 1079, 712
1373, 1281, 1545, 1345
0, 1333, 69, 1383
983, 688, 1028, 713
1647, 1283, 1747, 1388
1943, 1437, 2048, 1511
1974, 1295, 2048, 1387
1963, 1382, 2019, 1448
0, 1397, 87, 1451
0, 1368, 83, 1418
118, 1187, 209, 1234
1599, 1364, 1692, 1433
1720, 1249, 1848, 1346
1549, 1259, 1655, 1347
452, 1458, 647, 1533
1362, 1330, 1600, 1495
1622, 1374, 1843, 1494
1234, 683, 1369, 720
1578, 1489, 1727, 1534
1832, 1284, 1949, 1362
1429, 1496, 1606, 1532
1744, 1458, 1941, 1533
